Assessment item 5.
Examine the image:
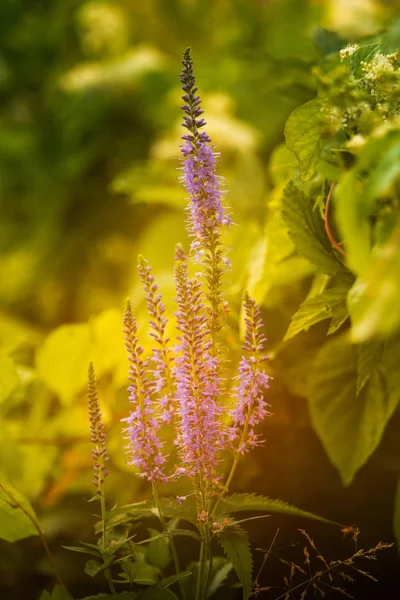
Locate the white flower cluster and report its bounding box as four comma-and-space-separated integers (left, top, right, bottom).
339, 44, 359, 61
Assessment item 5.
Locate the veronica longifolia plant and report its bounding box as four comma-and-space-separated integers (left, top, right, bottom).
83, 49, 342, 600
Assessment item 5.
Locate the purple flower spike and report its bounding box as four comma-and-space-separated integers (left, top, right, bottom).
138, 256, 175, 424
174, 254, 224, 482
122, 301, 167, 482
87, 363, 109, 494
229, 294, 271, 454
180, 48, 231, 239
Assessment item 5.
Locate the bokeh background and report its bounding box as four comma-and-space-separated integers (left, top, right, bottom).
1, 1, 400, 599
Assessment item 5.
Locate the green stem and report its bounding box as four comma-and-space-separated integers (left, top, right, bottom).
99, 484, 118, 599
0, 483, 70, 597
105, 568, 119, 600
152, 482, 186, 600
195, 535, 207, 600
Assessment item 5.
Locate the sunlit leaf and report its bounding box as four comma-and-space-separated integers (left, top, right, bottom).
284, 99, 323, 182
37, 324, 91, 404
284, 282, 351, 341
282, 182, 344, 274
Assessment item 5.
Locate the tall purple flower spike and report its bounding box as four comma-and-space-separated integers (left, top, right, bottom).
138, 256, 175, 424
122, 301, 167, 482
229, 293, 271, 454
174, 248, 224, 482
180, 48, 231, 239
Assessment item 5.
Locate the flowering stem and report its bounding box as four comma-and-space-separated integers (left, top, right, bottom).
152, 482, 186, 600
0, 482, 71, 597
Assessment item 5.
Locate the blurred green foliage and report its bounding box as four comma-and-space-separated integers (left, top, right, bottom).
1, 0, 400, 598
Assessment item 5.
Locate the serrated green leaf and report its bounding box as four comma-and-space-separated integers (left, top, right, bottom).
282, 182, 344, 275
284, 99, 323, 182
218, 493, 340, 526
218, 525, 253, 600
309, 336, 400, 486
146, 528, 171, 569
39, 586, 71, 600
284, 284, 350, 341
0, 355, 20, 404
84, 556, 113, 577
350, 43, 380, 77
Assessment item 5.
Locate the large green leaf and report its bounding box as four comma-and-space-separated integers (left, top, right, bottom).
218, 525, 253, 600
284, 282, 350, 341
0, 355, 20, 404
282, 182, 344, 275
335, 130, 400, 277
284, 99, 323, 182
0, 473, 38, 542
146, 528, 171, 570
37, 324, 91, 404
347, 223, 400, 342
309, 336, 400, 486
218, 493, 341, 526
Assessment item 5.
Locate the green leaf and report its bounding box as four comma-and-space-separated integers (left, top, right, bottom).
357, 341, 384, 395
37, 324, 91, 404
350, 43, 379, 77
335, 130, 400, 277
282, 182, 344, 275
63, 545, 101, 557
106, 498, 197, 525
218, 525, 253, 600
284, 99, 323, 182
0, 473, 38, 542
84, 556, 113, 577
347, 223, 400, 342
218, 493, 341, 526
394, 476, 400, 555
39, 586, 71, 600
309, 336, 400, 486
284, 283, 351, 341
146, 528, 171, 569
0, 355, 20, 404
207, 557, 233, 598
121, 561, 161, 586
